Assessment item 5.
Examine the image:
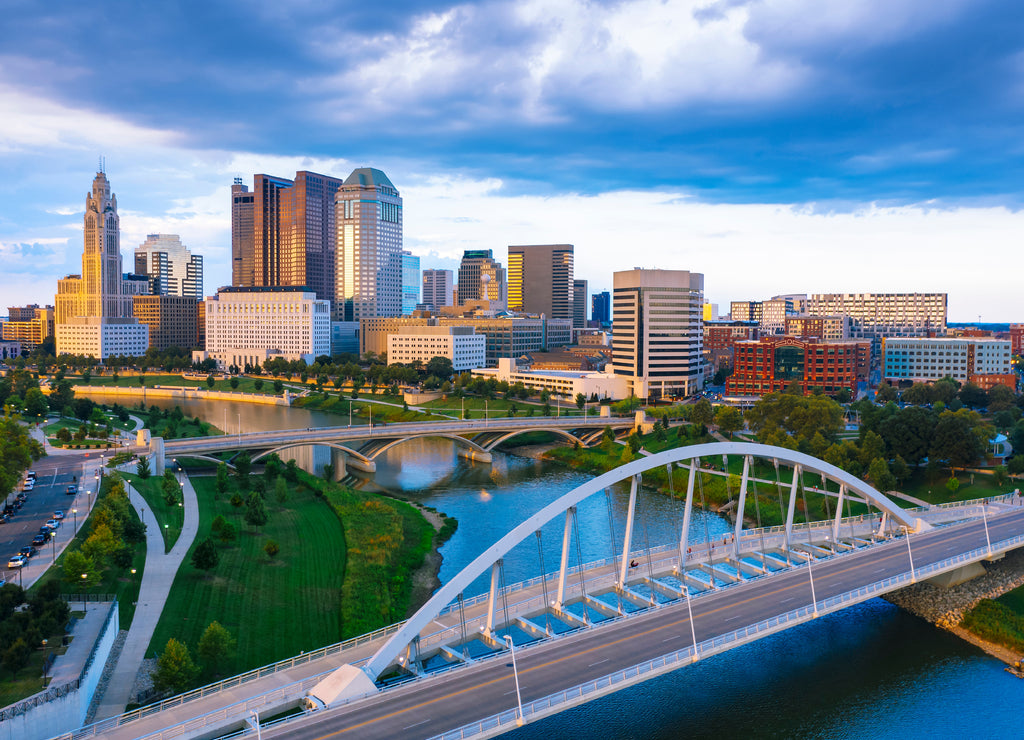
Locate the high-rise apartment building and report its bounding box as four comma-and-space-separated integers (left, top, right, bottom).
422, 269, 454, 310
807, 293, 947, 338
401, 251, 420, 316
335, 168, 403, 321
135, 234, 203, 299
591, 292, 611, 326
457, 250, 505, 306
612, 268, 704, 399
232, 171, 343, 313
573, 279, 588, 328
55, 171, 148, 358
507, 244, 574, 320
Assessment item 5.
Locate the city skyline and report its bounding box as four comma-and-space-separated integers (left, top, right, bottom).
2, 2, 1023, 319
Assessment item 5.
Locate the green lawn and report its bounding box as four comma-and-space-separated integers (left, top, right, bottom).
419, 395, 587, 417
124, 474, 184, 553
997, 582, 1024, 614
893, 468, 1010, 506
66, 374, 285, 396
145, 476, 348, 680
292, 393, 448, 423
0, 641, 70, 707
28, 476, 147, 631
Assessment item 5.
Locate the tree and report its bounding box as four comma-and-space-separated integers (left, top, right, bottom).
197, 621, 235, 677
62, 549, 98, 586
49, 378, 75, 412
714, 406, 743, 438
901, 383, 933, 406
234, 451, 251, 490
322, 463, 335, 481
217, 520, 238, 544
273, 379, 284, 394
958, 383, 988, 409
244, 491, 269, 527
859, 431, 887, 467
215, 463, 229, 497
874, 384, 898, 403
152, 638, 199, 695
274, 476, 289, 504
56, 427, 72, 444
425, 356, 454, 380
691, 399, 714, 432
2, 638, 30, 677
138, 374, 147, 387
263, 540, 280, 558
867, 457, 895, 492
136, 455, 151, 479
191, 537, 220, 572
945, 476, 961, 494
930, 410, 985, 468
24, 387, 49, 418
206, 374, 215, 389
161, 473, 181, 505
284, 459, 300, 483
229, 377, 239, 390
82, 522, 121, 565
891, 454, 911, 484
575, 393, 586, 410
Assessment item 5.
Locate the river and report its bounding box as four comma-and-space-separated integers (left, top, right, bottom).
92, 392, 1024, 738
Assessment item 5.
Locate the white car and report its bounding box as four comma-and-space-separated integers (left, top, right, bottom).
23, 480, 34, 491
53, 510, 65, 521
7, 555, 25, 568
45, 519, 60, 530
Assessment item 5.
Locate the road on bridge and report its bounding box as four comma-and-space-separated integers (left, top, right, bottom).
265, 509, 1024, 740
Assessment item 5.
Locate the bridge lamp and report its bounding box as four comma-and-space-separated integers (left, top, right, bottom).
503, 635, 524, 726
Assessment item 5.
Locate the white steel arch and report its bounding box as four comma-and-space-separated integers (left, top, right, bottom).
362, 441, 925, 679
251, 442, 373, 468
478, 427, 586, 451
362, 434, 489, 460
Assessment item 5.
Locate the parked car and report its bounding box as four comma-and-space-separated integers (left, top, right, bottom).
66, 484, 77, 496
53, 510, 65, 521
7, 555, 25, 568
22, 479, 34, 490
0, 514, 8, 524
37, 527, 52, 539
26, 471, 37, 480
45, 519, 60, 530
19, 546, 37, 559
31, 534, 47, 546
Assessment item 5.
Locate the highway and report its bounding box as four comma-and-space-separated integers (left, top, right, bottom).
265, 508, 1024, 740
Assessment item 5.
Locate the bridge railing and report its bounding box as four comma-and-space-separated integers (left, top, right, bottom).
429, 528, 1024, 740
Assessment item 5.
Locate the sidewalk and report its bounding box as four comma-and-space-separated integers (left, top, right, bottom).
91, 472, 200, 720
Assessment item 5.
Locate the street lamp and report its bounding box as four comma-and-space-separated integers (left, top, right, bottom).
41, 639, 48, 680
81, 573, 88, 613
502, 635, 524, 726
72, 508, 78, 534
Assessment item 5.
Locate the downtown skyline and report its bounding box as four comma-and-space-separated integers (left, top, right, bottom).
1, 0, 1023, 319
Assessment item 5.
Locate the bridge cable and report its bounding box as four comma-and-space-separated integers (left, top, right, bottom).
457, 592, 468, 656
571, 508, 590, 623
604, 489, 623, 612
749, 462, 768, 568
535, 531, 553, 634
819, 473, 835, 553
772, 459, 790, 567
640, 496, 657, 603
499, 559, 512, 637
846, 483, 856, 545
696, 460, 713, 583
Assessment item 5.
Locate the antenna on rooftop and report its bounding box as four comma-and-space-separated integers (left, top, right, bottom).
98, 156, 106, 174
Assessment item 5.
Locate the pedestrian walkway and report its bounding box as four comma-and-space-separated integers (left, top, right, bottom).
45, 602, 116, 687
91, 472, 200, 720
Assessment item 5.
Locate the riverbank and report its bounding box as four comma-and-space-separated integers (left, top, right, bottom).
68, 384, 290, 406
883, 548, 1024, 674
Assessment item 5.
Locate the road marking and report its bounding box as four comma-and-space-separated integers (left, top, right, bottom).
588, 658, 609, 666
779, 597, 794, 603
402, 719, 430, 730
661, 635, 682, 642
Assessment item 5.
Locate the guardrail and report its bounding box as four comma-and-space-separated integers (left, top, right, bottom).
429, 529, 1024, 739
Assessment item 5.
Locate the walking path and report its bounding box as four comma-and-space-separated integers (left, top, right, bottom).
91, 472, 200, 720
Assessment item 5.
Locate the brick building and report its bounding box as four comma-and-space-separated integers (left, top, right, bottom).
726, 336, 870, 398
703, 320, 759, 372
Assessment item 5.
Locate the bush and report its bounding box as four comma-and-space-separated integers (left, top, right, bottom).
263, 540, 280, 558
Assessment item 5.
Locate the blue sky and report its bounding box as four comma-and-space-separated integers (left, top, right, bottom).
1, 0, 1023, 319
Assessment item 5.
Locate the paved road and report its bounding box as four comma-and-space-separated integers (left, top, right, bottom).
266, 508, 1024, 740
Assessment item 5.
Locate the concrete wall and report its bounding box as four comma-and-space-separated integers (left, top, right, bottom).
0, 602, 119, 740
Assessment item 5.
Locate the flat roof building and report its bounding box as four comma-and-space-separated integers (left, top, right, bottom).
507, 244, 574, 321
726, 336, 870, 398
388, 325, 486, 373
882, 337, 1014, 390
132, 295, 199, 352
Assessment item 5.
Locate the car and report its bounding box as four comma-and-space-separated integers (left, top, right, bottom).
7, 555, 25, 569
0, 514, 8, 524
52, 510, 65, 521
66, 484, 78, 495
26, 471, 37, 480
31, 534, 47, 546
45, 519, 60, 530
19, 546, 37, 559
16, 492, 27, 502
22, 481, 34, 490
37, 527, 52, 539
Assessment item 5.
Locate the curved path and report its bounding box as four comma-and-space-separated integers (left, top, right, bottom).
92, 472, 200, 720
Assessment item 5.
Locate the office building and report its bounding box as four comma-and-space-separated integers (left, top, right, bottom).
730, 301, 763, 324
882, 337, 1014, 390
232, 171, 344, 312
702, 302, 719, 321
134, 233, 204, 299
55, 171, 148, 359
727, 336, 870, 398
784, 315, 852, 341
401, 251, 420, 316
472, 357, 630, 401
2, 305, 54, 350
507, 244, 574, 320
422, 269, 454, 311
1010, 324, 1023, 356
388, 325, 486, 373
331, 321, 360, 357
132, 295, 199, 351
573, 279, 588, 328
703, 320, 759, 372
335, 168, 403, 321
457, 250, 505, 306
193, 286, 330, 370
761, 295, 806, 334
591, 292, 611, 326
612, 268, 704, 399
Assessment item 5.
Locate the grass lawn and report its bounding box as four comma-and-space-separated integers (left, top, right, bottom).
997, 582, 1024, 614
895, 468, 1010, 506
145, 476, 348, 680
124, 474, 183, 553
419, 395, 587, 417
292, 393, 447, 423
0, 641, 71, 707
67, 373, 285, 396
28, 476, 147, 631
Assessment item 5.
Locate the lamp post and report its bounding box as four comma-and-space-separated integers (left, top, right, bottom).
485, 400, 488, 426
41, 639, 48, 680
81, 573, 88, 613
503, 635, 524, 726
251, 711, 262, 740
72, 507, 78, 534
348, 400, 353, 428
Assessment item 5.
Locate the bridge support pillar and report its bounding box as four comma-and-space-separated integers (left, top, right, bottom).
457, 447, 493, 464
676, 459, 697, 575
926, 561, 987, 588
618, 475, 640, 588
151, 437, 165, 476
785, 465, 801, 549
733, 456, 751, 558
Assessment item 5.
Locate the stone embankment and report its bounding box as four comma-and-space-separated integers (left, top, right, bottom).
883, 548, 1024, 674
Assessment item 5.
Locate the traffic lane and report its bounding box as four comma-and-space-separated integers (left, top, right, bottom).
270, 512, 1024, 739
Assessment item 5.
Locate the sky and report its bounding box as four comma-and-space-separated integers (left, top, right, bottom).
1, 0, 1023, 320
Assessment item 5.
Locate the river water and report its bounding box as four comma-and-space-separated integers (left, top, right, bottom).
90, 392, 1024, 738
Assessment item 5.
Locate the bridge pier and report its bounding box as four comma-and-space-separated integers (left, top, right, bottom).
150, 437, 165, 476
457, 447, 492, 464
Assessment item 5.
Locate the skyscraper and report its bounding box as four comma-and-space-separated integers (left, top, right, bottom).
232, 171, 343, 312
457, 250, 505, 306
335, 168, 403, 321
422, 269, 454, 310
55, 170, 148, 358
135, 234, 203, 299
573, 279, 588, 328
507, 244, 574, 320
612, 268, 703, 400
592, 291, 611, 325
401, 251, 420, 316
